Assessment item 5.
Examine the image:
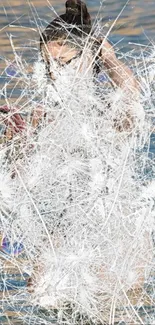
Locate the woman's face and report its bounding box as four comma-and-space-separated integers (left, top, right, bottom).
47, 40, 78, 64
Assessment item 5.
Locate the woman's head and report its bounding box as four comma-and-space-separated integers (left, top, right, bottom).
40, 1, 92, 70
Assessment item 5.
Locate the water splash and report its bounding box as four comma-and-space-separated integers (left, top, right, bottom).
0, 5, 155, 325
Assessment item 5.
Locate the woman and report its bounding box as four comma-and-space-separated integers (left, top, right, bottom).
37, 0, 152, 298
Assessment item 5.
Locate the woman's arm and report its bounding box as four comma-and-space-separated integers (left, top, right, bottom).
98, 39, 145, 132
100, 39, 139, 96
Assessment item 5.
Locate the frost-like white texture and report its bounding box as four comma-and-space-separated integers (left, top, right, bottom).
1, 30, 155, 325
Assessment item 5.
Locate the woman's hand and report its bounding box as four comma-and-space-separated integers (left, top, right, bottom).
0, 105, 26, 141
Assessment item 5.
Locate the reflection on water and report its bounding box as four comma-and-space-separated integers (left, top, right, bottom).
0, 1, 155, 324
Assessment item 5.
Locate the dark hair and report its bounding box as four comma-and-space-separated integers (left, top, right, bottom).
40, 0, 92, 47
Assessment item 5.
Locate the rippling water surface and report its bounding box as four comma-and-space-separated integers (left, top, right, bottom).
0, 1, 155, 324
